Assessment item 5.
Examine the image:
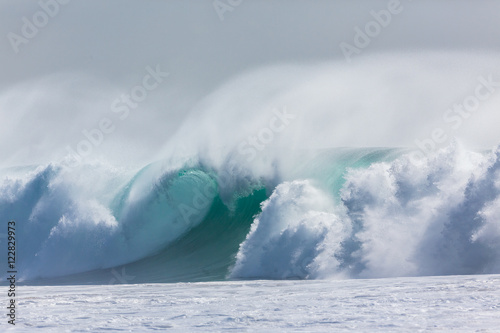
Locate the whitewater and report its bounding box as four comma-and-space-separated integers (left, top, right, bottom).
6, 275, 500, 332
2, 141, 500, 284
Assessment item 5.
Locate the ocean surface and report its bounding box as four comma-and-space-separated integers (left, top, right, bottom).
7, 274, 500, 332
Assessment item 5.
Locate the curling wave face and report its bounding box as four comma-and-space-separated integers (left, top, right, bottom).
1, 143, 500, 284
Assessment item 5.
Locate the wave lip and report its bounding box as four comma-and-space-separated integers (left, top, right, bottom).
0, 162, 220, 281
113, 167, 218, 263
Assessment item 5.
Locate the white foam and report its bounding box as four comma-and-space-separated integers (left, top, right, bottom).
231, 143, 500, 279
230, 180, 346, 279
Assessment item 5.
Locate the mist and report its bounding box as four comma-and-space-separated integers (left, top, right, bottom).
1, 0, 500, 167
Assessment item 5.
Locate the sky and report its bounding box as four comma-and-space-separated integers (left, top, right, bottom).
1, 0, 500, 167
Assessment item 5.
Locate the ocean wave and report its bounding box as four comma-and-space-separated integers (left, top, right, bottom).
1, 143, 500, 283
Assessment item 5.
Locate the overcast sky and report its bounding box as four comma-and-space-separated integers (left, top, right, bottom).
1, 0, 500, 167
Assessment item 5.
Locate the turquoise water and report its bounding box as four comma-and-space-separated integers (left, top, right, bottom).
2, 145, 500, 284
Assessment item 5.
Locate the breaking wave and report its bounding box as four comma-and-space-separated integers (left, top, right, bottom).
1, 143, 500, 284
2, 53, 500, 284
